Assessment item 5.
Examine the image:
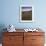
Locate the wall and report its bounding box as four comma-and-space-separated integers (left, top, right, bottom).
0, 0, 46, 29
0, 0, 46, 43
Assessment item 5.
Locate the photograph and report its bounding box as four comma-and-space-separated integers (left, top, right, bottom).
0, 0, 45, 46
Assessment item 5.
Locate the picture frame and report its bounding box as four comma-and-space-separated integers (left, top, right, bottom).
20, 5, 34, 22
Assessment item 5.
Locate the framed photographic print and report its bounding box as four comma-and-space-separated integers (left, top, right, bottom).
20, 5, 34, 22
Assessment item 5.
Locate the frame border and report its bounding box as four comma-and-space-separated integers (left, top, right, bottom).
20, 5, 34, 22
